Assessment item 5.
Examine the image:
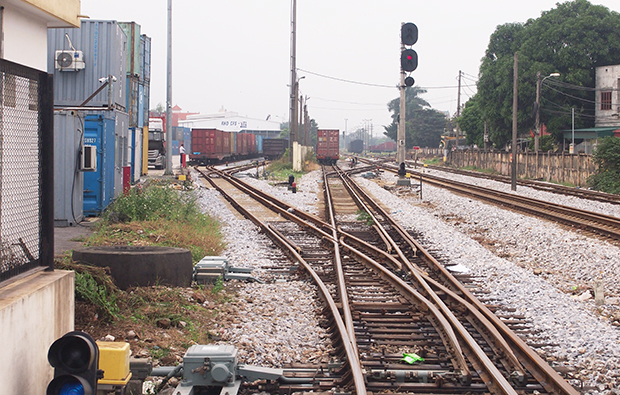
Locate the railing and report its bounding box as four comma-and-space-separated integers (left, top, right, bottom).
0, 58, 54, 283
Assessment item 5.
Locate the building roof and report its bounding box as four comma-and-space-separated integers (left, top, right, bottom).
179, 111, 281, 133
562, 127, 620, 140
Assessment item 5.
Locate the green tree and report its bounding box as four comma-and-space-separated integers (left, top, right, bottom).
477, 0, 620, 148
458, 95, 485, 147
588, 137, 620, 193
384, 86, 447, 148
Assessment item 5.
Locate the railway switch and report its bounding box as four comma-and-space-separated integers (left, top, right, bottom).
194, 255, 262, 283
167, 344, 284, 395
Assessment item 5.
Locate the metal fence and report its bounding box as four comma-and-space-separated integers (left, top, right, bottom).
0, 59, 54, 283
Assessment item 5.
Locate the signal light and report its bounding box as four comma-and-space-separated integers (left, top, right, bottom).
47, 331, 101, 395
400, 49, 418, 72
405, 76, 415, 87
401, 23, 418, 46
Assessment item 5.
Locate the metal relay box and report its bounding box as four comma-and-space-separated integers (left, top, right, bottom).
183, 345, 238, 386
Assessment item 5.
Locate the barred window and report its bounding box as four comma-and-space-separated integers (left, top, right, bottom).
601, 91, 612, 110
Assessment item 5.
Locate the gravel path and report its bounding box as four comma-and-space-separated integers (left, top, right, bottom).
193, 166, 620, 394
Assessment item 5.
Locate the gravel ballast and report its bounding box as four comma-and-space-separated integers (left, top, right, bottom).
194, 166, 620, 394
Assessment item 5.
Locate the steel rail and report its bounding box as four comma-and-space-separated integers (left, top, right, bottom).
197, 167, 367, 394
381, 162, 620, 241
200, 165, 577, 393
415, 161, 620, 205
322, 168, 358, 354
332, 167, 530, 393
336, 167, 527, 379
341, 165, 580, 395
340, 239, 519, 394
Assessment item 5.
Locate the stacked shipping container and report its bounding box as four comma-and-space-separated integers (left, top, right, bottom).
49, 19, 151, 219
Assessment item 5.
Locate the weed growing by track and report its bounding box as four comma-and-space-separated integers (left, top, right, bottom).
89, 180, 225, 262
56, 179, 232, 364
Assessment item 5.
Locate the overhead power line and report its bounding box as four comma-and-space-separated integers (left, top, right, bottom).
297, 68, 474, 90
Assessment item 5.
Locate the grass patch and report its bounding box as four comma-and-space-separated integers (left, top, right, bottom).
423, 157, 443, 166
56, 180, 234, 365
88, 182, 225, 262
356, 210, 374, 226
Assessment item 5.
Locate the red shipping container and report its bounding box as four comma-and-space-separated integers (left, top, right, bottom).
191, 129, 229, 161
316, 129, 340, 164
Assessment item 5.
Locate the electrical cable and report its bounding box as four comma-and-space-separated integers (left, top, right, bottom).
71, 113, 90, 227
543, 84, 597, 105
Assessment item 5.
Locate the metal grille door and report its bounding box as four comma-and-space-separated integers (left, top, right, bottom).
0, 59, 54, 282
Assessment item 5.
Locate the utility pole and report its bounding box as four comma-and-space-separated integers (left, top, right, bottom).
535, 72, 560, 153
535, 71, 541, 153
164, 0, 173, 175
455, 70, 462, 150
304, 98, 310, 146
288, 0, 297, 164
511, 53, 518, 191
397, 53, 407, 182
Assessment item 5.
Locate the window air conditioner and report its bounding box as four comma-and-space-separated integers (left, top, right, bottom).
81, 145, 97, 171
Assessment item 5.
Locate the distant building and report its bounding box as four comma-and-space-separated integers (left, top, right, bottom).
179, 109, 282, 138
595, 65, 620, 127
560, 65, 620, 154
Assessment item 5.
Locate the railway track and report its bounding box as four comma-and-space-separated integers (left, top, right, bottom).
406, 161, 620, 205
365, 160, 620, 244
195, 165, 579, 394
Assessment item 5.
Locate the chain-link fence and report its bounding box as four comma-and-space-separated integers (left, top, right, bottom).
0, 59, 54, 283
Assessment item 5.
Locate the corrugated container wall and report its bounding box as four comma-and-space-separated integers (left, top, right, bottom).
54, 111, 84, 226
140, 34, 151, 82
48, 20, 127, 109
126, 75, 139, 127
119, 22, 141, 77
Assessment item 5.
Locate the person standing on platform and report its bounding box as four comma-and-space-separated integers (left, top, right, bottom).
179, 143, 186, 168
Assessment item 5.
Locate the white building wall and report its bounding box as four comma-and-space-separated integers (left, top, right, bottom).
595, 65, 620, 127
2, 6, 49, 71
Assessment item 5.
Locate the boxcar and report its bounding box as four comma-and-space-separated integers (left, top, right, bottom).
349, 139, 364, 154
316, 129, 340, 165
263, 138, 288, 159
190, 129, 231, 164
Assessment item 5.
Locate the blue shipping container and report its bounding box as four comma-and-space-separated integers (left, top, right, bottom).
137, 83, 145, 128
256, 135, 263, 154
141, 34, 151, 82
183, 127, 191, 153
83, 112, 116, 216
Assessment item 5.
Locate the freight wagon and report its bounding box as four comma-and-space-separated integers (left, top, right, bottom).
349, 139, 364, 154
369, 141, 396, 152
262, 138, 288, 159
189, 129, 262, 165
316, 129, 340, 165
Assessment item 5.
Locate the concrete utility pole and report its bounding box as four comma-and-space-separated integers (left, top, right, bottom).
288, 0, 297, 164
164, 0, 173, 175
511, 53, 518, 191
396, 38, 409, 186
456, 70, 462, 150
535, 71, 560, 153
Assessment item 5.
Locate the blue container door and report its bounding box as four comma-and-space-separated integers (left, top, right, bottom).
183, 128, 191, 153
130, 127, 137, 184
83, 114, 115, 216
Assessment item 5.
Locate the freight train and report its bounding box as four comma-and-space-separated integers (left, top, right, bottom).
189, 128, 288, 165
316, 129, 340, 165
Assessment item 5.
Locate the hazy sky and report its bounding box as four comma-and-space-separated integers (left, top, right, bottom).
80, 0, 619, 136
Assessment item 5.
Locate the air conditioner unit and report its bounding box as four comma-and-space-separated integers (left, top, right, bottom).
55, 50, 85, 71
81, 145, 97, 171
